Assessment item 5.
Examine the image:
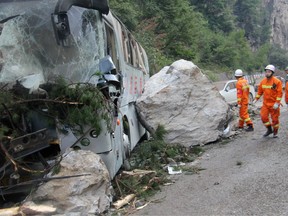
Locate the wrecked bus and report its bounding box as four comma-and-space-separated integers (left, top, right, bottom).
0, 0, 149, 201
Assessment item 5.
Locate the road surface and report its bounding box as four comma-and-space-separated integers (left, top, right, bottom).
132, 104, 288, 216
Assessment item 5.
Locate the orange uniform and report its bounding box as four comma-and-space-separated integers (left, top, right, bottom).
255, 76, 282, 130
236, 77, 253, 128
285, 81, 288, 104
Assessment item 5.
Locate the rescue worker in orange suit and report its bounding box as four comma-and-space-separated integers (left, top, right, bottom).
234, 69, 254, 131
254, 64, 283, 138
285, 66, 288, 84
285, 75, 288, 107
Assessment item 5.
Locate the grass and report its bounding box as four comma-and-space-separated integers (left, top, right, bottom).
182, 166, 206, 175
111, 125, 205, 211
219, 139, 232, 145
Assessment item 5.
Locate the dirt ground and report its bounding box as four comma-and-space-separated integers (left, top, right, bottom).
131, 102, 288, 216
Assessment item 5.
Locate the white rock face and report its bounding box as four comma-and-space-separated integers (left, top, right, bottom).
263, 0, 288, 50
137, 59, 232, 147
26, 150, 111, 215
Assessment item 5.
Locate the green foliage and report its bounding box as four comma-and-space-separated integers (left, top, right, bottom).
0, 126, 9, 140
155, 0, 208, 61
48, 79, 112, 135
190, 146, 204, 155
251, 43, 270, 70
114, 172, 161, 200
134, 29, 172, 74
154, 124, 167, 141
268, 45, 288, 69
112, 124, 204, 204
51, 164, 61, 175
234, 0, 269, 48
0, 90, 13, 107
109, 0, 140, 31
110, 0, 274, 74
130, 127, 197, 170
202, 69, 219, 82
190, 0, 236, 33
0, 88, 30, 138
0, 78, 112, 139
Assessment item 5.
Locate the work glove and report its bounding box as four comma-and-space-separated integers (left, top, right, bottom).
273, 103, 279, 110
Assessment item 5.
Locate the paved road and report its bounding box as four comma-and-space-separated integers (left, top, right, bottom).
132, 105, 288, 216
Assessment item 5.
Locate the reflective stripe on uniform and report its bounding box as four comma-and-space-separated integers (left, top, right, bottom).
274, 124, 280, 128
262, 85, 272, 89
264, 122, 271, 126
242, 85, 249, 90
276, 97, 282, 100
244, 118, 251, 122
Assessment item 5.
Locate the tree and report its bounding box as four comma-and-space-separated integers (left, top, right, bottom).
190, 0, 235, 33
234, 0, 270, 48
110, 0, 274, 74
109, 0, 140, 31
251, 43, 270, 71
150, 0, 208, 61
268, 45, 288, 69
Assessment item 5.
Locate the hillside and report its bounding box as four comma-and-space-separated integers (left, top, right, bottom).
110, 0, 288, 77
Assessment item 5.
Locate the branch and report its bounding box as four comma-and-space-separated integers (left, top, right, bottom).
14, 98, 82, 105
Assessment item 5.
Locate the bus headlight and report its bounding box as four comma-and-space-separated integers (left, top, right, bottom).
90, 130, 99, 138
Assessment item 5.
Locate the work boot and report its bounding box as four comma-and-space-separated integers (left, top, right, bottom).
263, 126, 273, 137
273, 128, 278, 138
237, 126, 244, 131
245, 124, 254, 132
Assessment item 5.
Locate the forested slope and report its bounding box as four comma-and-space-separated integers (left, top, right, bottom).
109, 0, 288, 78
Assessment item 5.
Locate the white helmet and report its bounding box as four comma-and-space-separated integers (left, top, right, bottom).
234, 69, 243, 77
265, 64, 275, 73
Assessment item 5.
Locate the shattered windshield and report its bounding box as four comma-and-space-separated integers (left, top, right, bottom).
0, 0, 105, 88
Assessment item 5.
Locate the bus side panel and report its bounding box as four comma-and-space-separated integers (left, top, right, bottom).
98, 120, 125, 178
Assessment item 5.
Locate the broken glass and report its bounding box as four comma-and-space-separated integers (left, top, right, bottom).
0, 0, 105, 89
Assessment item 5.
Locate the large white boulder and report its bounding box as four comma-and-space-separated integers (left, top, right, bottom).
137, 59, 232, 147
26, 149, 111, 215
